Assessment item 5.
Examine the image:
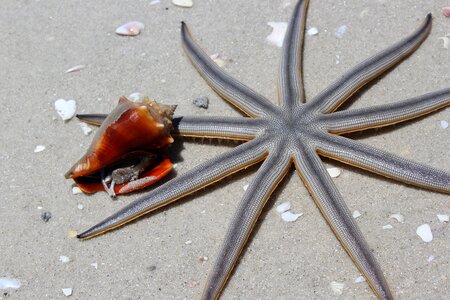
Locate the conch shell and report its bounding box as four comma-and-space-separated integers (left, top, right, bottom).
65, 96, 176, 197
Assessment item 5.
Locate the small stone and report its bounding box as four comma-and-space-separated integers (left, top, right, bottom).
147, 265, 157, 271
199, 256, 208, 263
427, 255, 435, 262
266, 22, 288, 47
34, 145, 46, 153
242, 184, 249, 191
67, 230, 78, 238
276, 202, 291, 213
352, 210, 362, 219
77, 204, 84, 210
62, 288, 73, 297
416, 224, 433, 242
59, 256, 71, 263
79, 123, 92, 135
172, 0, 193, 8
193, 96, 209, 109
0, 278, 21, 289
41, 211, 52, 222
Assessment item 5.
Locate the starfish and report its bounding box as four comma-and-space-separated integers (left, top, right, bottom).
77, 1, 450, 299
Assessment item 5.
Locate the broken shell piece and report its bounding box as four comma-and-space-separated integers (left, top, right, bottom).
352, 210, 361, 219
72, 186, 83, 195
62, 288, 73, 297
416, 224, 433, 242
442, 7, 450, 17
438, 36, 450, 49
34, 145, 46, 153
79, 123, 93, 135
59, 256, 71, 263
65, 65, 85, 73
281, 211, 303, 222
55, 99, 76, 121
389, 213, 404, 223
437, 214, 449, 223
354, 276, 366, 283
172, 0, 193, 8
335, 25, 348, 38
440, 120, 449, 129
0, 278, 21, 289
306, 27, 319, 36
330, 281, 345, 295
276, 202, 291, 213
382, 224, 393, 230
266, 22, 288, 48
327, 167, 341, 178
91, 262, 98, 269
427, 255, 435, 262
66, 96, 176, 196
115, 21, 145, 36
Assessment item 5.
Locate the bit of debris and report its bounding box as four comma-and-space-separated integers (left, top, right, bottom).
54, 99, 77, 121
67, 230, 78, 238
437, 214, 449, 223
0, 278, 21, 289
352, 210, 361, 219
243, 184, 249, 191
382, 224, 393, 230
327, 167, 341, 178
354, 276, 366, 283
59, 256, 71, 263
172, 0, 193, 8
193, 96, 209, 109
335, 25, 348, 38
307, 27, 319, 36
65, 65, 85, 73
440, 120, 449, 129
389, 213, 404, 223
62, 288, 73, 297
199, 256, 208, 263
210, 53, 226, 67
427, 255, 435, 262
41, 211, 52, 223
115, 21, 145, 36
281, 211, 303, 222
72, 186, 83, 195
416, 224, 433, 242
77, 204, 84, 210
185, 240, 192, 245
442, 7, 450, 17
79, 123, 93, 135
147, 265, 157, 271
90, 262, 98, 269
438, 36, 450, 49
276, 202, 291, 213
266, 22, 288, 47
330, 281, 345, 295
128, 92, 144, 102
34, 145, 46, 153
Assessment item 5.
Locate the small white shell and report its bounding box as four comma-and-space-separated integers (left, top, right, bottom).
440, 120, 449, 129
416, 224, 433, 242
172, 0, 193, 8
437, 214, 449, 222
276, 202, 291, 213
72, 186, 83, 195
354, 276, 366, 283
54, 99, 76, 121
91, 262, 98, 269
115, 21, 145, 36
352, 210, 361, 219
307, 27, 319, 36
0, 277, 21, 289
281, 211, 303, 222
34, 145, 46, 153
330, 281, 345, 295
389, 213, 404, 223
62, 288, 73, 297
266, 22, 288, 48
79, 123, 92, 135
59, 256, 71, 263
427, 255, 435, 262
382, 224, 393, 230
327, 167, 341, 178
65, 65, 85, 73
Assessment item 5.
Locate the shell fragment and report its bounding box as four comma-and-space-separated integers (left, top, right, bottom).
266, 22, 288, 48
281, 211, 303, 222
54, 99, 76, 121
416, 224, 433, 242
172, 0, 193, 8
115, 21, 145, 36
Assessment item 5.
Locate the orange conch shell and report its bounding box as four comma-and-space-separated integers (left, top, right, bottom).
65, 96, 176, 196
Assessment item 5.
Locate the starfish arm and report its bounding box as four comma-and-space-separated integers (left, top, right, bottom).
279, 0, 308, 109
307, 14, 431, 114
294, 146, 393, 300
321, 87, 450, 134
77, 137, 270, 239
202, 146, 291, 300
315, 134, 450, 193
181, 22, 278, 118
173, 116, 265, 140
76, 113, 107, 126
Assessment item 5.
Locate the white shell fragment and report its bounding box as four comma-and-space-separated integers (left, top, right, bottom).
77, 204, 84, 210
440, 120, 449, 129
72, 186, 83, 195
335, 25, 348, 38
330, 281, 345, 295
266, 22, 288, 47
442, 7, 450, 17
438, 36, 450, 49
327, 167, 341, 178
0, 277, 21, 289
65, 65, 85, 73
115, 21, 145, 36
389, 213, 404, 223
172, 0, 193, 8
185, 240, 192, 245
416, 224, 433, 242
427, 255, 435, 262
354, 276, 366, 283
54, 99, 76, 121
150, 0, 160, 5
34, 145, 46, 153
59, 255, 71, 263
79, 123, 93, 135
281, 211, 303, 222
437, 214, 449, 223
382, 224, 393, 230
242, 184, 249, 191
306, 27, 319, 36
352, 210, 361, 219
91, 262, 98, 269
62, 288, 73, 297
276, 202, 291, 213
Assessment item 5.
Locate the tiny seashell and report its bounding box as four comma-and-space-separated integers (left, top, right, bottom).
65, 65, 85, 73
438, 36, 450, 49
34, 145, 46, 153
427, 255, 435, 262
276, 202, 291, 213
0, 277, 21, 289
62, 288, 73, 297
382, 224, 393, 230
79, 123, 92, 135
437, 214, 449, 223
327, 167, 341, 178
72, 186, 83, 195
389, 213, 404, 223
281, 211, 303, 222
54, 99, 76, 121
115, 21, 145, 36
416, 224, 433, 242
330, 281, 345, 295
59, 256, 71, 263
213, 58, 225, 67
210, 53, 220, 60
352, 210, 361, 219
440, 120, 449, 129
442, 7, 450, 17
172, 0, 193, 8
306, 27, 319, 36
91, 262, 98, 269
354, 276, 366, 283
266, 22, 288, 48
335, 25, 348, 38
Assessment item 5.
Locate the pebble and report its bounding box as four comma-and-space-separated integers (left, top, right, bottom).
62, 288, 73, 297
91, 262, 98, 269
193, 96, 209, 109
115, 21, 144, 36
34, 145, 46, 153
41, 211, 52, 222
65, 65, 85, 73
185, 240, 192, 245
416, 224, 433, 242
306, 27, 319, 36
382, 224, 393, 230
281, 211, 303, 222
172, 0, 193, 8
427, 255, 435, 262
243, 184, 249, 191
438, 36, 449, 49
354, 276, 366, 283
77, 204, 84, 210
54, 99, 76, 121
72, 186, 83, 195
67, 230, 78, 238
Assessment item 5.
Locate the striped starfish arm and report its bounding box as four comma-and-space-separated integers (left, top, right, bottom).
308, 14, 431, 114
294, 146, 393, 300
202, 147, 291, 299
315, 134, 450, 193
321, 87, 450, 134
173, 116, 264, 140
181, 22, 278, 118
279, 0, 308, 109
76, 114, 107, 126
77, 137, 270, 239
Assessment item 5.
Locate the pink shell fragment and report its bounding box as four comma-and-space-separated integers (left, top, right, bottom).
115, 21, 145, 36
442, 7, 450, 17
